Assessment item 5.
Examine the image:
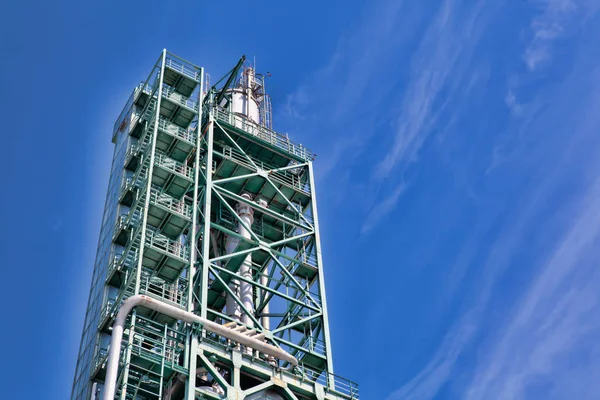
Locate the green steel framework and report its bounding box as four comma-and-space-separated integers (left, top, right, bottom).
71, 49, 358, 400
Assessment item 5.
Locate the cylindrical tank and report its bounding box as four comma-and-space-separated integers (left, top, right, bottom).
236, 196, 255, 328
230, 90, 260, 123
225, 193, 254, 326
225, 232, 241, 321
225, 67, 262, 125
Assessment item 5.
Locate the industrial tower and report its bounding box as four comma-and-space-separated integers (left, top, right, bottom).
71, 49, 358, 400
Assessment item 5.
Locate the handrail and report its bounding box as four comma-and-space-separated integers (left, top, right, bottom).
149, 189, 192, 219
293, 363, 359, 399
162, 84, 199, 111
213, 106, 314, 161
157, 116, 197, 143
155, 153, 194, 180
140, 273, 188, 307
221, 146, 310, 195
165, 56, 201, 82
145, 229, 189, 260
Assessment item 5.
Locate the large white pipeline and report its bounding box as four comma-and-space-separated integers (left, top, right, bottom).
224, 232, 241, 322
225, 194, 254, 327
237, 196, 254, 327
102, 294, 297, 400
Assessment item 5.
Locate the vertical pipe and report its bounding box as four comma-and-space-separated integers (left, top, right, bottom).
90, 382, 97, 400
237, 195, 254, 327
225, 194, 255, 326
225, 232, 241, 321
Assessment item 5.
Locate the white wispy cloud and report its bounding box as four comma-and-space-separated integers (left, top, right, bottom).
277, 1, 422, 231
280, 0, 499, 236
465, 176, 600, 399
386, 2, 600, 399
361, 0, 502, 236
386, 312, 477, 400
375, 0, 494, 179
523, 0, 576, 71
504, 90, 523, 116
360, 183, 405, 235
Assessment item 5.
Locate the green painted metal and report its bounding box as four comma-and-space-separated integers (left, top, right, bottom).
71, 50, 358, 400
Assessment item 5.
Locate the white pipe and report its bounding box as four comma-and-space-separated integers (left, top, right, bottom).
225, 233, 241, 321
90, 382, 98, 400
102, 294, 297, 400
260, 271, 270, 330
237, 196, 254, 327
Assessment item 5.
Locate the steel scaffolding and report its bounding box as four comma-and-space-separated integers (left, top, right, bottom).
71, 49, 358, 400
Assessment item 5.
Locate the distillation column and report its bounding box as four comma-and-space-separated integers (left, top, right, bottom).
226, 194, 255, 328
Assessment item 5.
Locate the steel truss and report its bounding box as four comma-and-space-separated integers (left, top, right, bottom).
87, 49, 358, 400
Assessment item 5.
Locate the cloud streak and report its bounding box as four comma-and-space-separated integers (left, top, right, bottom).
375, 0, 493, 179
523, 0, 576, 71
385, 2, 600, 399
360, 183, 405, 235
466, 176, 600, 399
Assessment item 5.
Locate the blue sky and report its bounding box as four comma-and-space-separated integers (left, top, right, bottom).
2, 0, 600, 399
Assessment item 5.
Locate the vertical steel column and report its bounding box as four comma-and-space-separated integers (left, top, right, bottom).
120, 49, 167, 400
135, 49, 167, 293
185, 66, 204, 400
186, 335, 198, 400
199, 114, 215, 320
188, 67, 205, 312
307, 161, 335, 377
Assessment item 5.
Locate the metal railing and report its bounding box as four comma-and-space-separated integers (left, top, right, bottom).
145, 229, 189, 261
107, 249, 139, 281
155, 153, 194, 181
303, 336, 326, 356
99, 298, 116, 326
157, 116, 197, 143
93, 347, 108, 373
129, 315, 187, 372
106, 251, 123, 280
198, 326, 358, 399
112, 215, 131, 242
149, 189, 192, 220
139, 274, 188, 308
293, 364, 359, 399
222, 146, 310, 195
162, 84, 199, 112
325, 372, 360, 399
123, 143, 144, 171
213, 106, 314, 161
190, 323, 359, 399
298, 249, 318, 267
165, 56, 201, 82
118, 175, 143, 206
